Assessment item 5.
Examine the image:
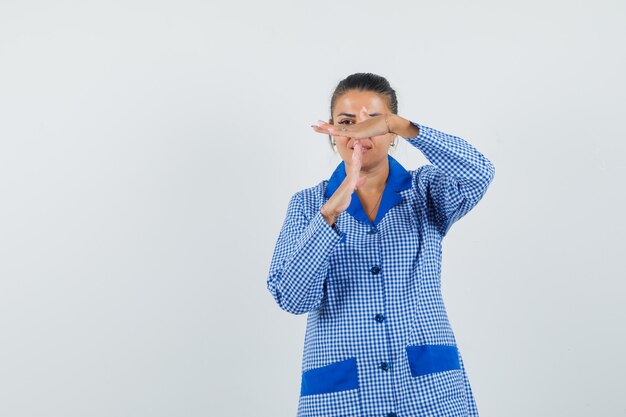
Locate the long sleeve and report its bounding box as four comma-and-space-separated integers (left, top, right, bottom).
267, 191, 344, 315
407, 121, 495, 237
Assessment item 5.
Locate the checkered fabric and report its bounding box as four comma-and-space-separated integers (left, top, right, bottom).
267, 121, 495, 417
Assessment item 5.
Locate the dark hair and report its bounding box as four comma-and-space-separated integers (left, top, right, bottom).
328, 73, 398, 149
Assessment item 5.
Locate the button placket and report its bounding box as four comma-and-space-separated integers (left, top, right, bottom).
367, 224, 395, 410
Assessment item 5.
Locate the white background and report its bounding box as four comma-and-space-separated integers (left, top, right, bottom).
1, 1, 625, 416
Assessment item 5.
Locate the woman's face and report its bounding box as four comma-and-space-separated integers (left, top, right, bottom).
331, 90, 395, 171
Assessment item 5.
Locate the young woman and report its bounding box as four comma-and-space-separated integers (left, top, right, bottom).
267, 73, 495, 417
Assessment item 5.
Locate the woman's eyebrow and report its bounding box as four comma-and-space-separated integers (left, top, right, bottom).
337, 112, 382, 117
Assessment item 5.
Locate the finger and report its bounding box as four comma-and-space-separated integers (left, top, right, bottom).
311, 124, 331, 134
317, 120, 338, 132
353, 141, 364, 160
311, 122, 338, 136
350, 142, 363, 174
327, 125, 348, 136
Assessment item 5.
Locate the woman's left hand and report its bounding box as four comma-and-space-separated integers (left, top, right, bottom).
311, 107, 391, 139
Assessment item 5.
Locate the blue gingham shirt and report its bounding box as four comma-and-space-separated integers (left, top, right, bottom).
267, 121, 495, 417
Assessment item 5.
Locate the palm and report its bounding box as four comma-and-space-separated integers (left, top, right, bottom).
312, 107, 388, 139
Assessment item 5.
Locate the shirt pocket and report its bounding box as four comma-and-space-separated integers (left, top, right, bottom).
406, 344, 460, 377
297, 357, 362, 416
400, 344, 469, 415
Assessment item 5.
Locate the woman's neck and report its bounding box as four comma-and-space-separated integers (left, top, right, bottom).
354, 159, 389, 195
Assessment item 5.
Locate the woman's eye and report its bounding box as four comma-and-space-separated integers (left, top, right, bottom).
338, 120, 354, 125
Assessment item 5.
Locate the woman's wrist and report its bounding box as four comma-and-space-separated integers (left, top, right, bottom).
320, 204, 339, 226
388, 114, 420, 138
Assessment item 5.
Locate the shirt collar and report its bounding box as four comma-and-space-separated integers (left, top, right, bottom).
324, 154, 412, 226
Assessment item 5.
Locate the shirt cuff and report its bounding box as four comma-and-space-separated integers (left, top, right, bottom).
311, 209, 344, 241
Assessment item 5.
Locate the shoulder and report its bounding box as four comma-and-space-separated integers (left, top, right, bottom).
408, 164, 439, 185
405, 164, 449, 200
409, 164, 438, 178
286, 180, 327, 220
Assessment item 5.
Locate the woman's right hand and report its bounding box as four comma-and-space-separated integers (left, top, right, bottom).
321, 142, 366, 226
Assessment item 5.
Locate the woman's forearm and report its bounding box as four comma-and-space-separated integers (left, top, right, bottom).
389, 114, 420, 138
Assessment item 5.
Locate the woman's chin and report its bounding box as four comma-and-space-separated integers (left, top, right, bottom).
358, 155, 387, 170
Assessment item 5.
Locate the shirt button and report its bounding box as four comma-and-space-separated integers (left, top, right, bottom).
379, 362, 390, 371
370, 266, 381, 275
367, 228, 378, 234
375, 313, 385, 322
